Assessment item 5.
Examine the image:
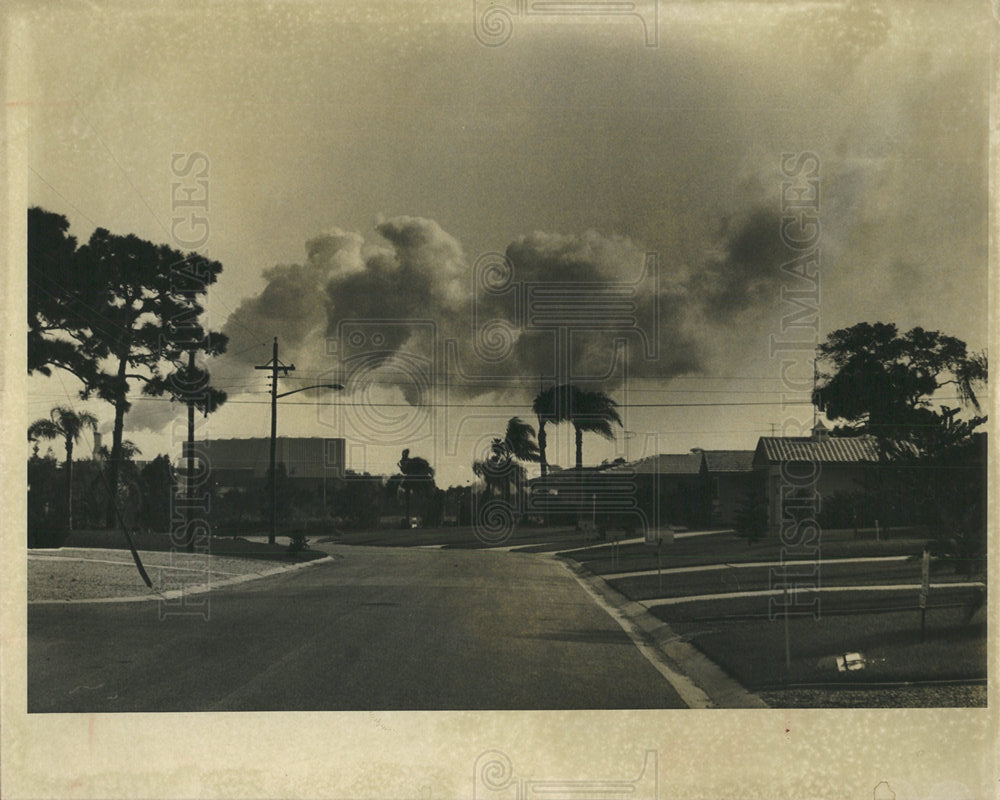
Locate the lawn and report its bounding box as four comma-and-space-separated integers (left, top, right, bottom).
669, 607, 987, 692
560, 525, 987, 697
607, 559, 972, 602
564, 533, 935, 575
643, 585, 984, 622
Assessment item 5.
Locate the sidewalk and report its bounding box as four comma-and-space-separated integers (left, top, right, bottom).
28, 547, 332, 603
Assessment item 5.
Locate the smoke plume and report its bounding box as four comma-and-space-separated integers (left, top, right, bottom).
202, 207, 792, 412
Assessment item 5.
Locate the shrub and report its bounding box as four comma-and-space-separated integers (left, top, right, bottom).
734, 489, 766, 545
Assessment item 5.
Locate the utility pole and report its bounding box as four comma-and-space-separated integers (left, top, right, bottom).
256, 337, 294, 545
254, 338, 342, 547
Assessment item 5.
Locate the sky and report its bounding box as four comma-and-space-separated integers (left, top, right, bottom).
14, 0, 993, 487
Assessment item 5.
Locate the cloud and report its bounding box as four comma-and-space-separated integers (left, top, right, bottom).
197, 210, 796, 428
691, 208, 799, 319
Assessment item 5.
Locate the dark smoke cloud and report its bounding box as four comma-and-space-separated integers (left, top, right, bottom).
179, 210, 793, 428
691, 208, 797, 318
126, 206, 796, 434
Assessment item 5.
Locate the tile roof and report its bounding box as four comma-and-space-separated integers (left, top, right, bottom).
756, 435, 882, 464
701, 450, 755, 473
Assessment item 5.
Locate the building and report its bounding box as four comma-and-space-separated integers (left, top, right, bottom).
536, 451, 707, 531
181, 437, 346, 494
752, 422, 882, 535
620, 452, 707, 528
527, 465, 646, 529
699, 449, 756, 526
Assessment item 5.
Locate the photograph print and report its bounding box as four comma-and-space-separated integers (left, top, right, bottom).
5, 0, 995, 798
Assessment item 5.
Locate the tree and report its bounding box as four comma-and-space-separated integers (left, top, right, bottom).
532, 385, 570, 478
96, 439, 143, 462
27, 406, 98, 532
27, 207, 94, 383
887, 415, 987, 576
471, 457, 500, 499
502, 416, 541, 464
333, 472, 386, 529
27, 451, 61, 547
96, 439, 145, 531
67, 224, 228, 525
388, 449, 436, 526
813, 322, 986, 438
139, 455, 175, 533
566, 387, 622, 469
532, 385, 623, 471
472, 417, 540, 502
29, 209, 230, 526
813, 322, 988, 575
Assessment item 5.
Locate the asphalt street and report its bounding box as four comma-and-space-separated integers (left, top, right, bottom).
28, 545, 687, 711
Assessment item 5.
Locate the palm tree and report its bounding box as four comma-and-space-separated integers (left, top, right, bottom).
498, 417, 539, 501
567, 388, 622, 469
27, 406, 98, 531
473, 417, 541, 502
471, 457, 498, 498
390, 448, 435, 526
96, 439, 142, 462
532, 385, 573, 477
502, 416, 541, 465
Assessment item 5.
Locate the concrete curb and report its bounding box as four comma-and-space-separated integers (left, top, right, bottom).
558, 556, 768, 708
29, 554, 336, 605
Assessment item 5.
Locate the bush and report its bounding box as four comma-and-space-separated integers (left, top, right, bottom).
734, 489, 766, 545
28, 455, 66, 547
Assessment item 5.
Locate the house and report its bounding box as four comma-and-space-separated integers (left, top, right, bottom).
753, 422, 882, 535
527, 450, 736, 532
526, 466, 641, 527
596, 451, 707, 530
699, 449, 756, 526
625, 452, 707, 528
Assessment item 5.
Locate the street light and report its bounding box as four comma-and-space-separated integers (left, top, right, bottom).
275, 383, 344, 398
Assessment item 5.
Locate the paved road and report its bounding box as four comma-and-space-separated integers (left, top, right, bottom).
29, 546, 686, 711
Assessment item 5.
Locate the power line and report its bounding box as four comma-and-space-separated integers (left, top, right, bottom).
26, 390, 970, 407
28, 167, 99, 228
26, 394, 818, 409
277, 371, 795, 384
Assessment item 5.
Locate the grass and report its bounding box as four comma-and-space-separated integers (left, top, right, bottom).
644, 585, 984, 622
564, 533, 936, 576
669, 607, 987, 689
559, 525, 986, 692
608, 560, 978, 602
